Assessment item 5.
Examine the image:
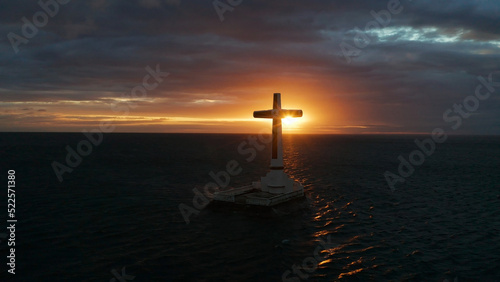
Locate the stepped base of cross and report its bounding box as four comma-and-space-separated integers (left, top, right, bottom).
210, 174, 304, 207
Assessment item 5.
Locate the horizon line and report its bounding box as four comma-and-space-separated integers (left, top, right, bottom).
1, 131, 499, 136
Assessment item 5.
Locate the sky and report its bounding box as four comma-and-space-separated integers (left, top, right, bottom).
0, 0, 499, 134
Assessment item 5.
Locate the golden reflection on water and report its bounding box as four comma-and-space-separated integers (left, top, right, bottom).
282, 135, 379, 280
338, 268, 365, 279
282, 135, 309, 184
318, 258, 333, 266
315, 229, 330, 237
309, 192, 378, 280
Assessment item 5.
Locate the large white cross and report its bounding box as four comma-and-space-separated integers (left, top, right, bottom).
253, 93, 302, 189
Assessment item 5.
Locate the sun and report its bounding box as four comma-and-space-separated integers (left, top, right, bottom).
282, 116, 297, 126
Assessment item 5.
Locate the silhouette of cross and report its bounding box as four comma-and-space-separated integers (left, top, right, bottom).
253, 93, 302, 171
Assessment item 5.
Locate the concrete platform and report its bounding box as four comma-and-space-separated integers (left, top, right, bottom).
207, 186, 309, 216
211, 181, 304, 207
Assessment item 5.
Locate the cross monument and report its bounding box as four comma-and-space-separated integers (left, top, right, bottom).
253, 93, 302, 194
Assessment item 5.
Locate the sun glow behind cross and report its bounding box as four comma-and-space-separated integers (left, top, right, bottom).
282, 116, 296, 125
282, 115, 306, 132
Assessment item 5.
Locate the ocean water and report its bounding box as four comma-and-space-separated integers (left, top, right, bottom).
0, 133, 499, 281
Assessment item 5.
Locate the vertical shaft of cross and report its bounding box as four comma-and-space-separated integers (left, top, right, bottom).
253, 93, 302, 189
271, 93, 284, 170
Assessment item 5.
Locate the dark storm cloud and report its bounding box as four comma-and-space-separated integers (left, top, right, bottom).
0, 0, 499, 133
402, 0, 500, 38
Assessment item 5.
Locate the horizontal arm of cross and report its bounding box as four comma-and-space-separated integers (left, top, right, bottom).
253, 109, 303, 119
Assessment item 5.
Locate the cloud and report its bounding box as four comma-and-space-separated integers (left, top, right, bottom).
0, 0, 499, 133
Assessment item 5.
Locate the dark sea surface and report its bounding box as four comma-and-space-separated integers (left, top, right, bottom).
0, 133, 499, 281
